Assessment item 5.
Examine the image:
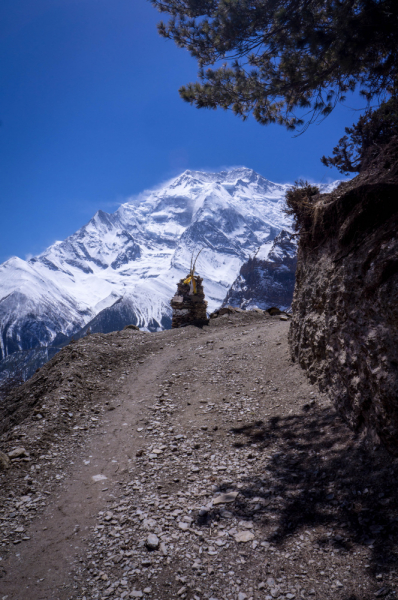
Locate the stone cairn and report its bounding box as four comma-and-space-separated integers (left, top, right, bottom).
170, 251, 209, 328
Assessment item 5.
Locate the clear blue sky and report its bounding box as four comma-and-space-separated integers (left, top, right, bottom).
0, 0, 365, 263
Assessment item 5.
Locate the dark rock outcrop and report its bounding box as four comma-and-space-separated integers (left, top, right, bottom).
223, 230, 297, 311
0, 347, 60, 384
289, 137, 398, 453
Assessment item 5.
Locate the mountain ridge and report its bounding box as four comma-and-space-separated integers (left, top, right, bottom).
0, 168, 339, 367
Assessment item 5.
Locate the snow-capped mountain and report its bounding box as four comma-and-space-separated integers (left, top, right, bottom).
222, 230, 298, 312
0, 168, 340, 364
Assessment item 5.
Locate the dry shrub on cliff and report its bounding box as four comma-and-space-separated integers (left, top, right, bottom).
284, 180, 320, 233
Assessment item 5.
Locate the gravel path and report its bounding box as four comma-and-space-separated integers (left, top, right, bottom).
0, 312, 397, 600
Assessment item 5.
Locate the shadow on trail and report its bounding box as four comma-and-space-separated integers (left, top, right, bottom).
201, 404, 398, 579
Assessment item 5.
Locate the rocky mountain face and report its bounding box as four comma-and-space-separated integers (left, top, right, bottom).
222, 230, 297, 311
289, 137, 398, 454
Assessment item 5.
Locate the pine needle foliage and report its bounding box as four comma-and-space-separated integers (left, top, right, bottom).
321, 96, 398, 174
150, 0, 398, 130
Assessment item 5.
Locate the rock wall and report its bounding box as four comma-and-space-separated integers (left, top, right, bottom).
223, 230, 297, 311
289, 138, 398, 453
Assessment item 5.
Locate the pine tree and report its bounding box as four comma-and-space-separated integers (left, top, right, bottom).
150, 0, 398, 130
321, 96, 398, 174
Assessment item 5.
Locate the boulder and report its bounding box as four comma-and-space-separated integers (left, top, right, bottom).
8, 447, 28, 459
146, 534, 160, 550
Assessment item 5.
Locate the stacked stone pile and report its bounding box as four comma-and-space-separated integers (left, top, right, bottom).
170, 275, 208, 328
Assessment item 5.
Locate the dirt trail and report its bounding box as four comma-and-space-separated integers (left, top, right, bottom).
0, 312, 397, 600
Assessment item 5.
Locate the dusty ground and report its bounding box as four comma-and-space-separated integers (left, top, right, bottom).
0, 311, 397, 600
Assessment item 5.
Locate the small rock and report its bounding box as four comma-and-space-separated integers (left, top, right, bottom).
182, 515, 193, 523
234, 531, 255, 543
8, 447, 28, 459
146, 534, 159, 550
375, 588, 390, 598
130, 592, 143, 598
213, 492, 238, 505
141, 559, 151, 567
0, 451, 11, 470
160, 542, 168, 555
238, 593, 248, 600
238, 520, 253, 529
178, 522, 190, 531
92, 474, 107, 482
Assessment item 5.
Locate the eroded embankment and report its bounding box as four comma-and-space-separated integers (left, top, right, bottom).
289, 137, 398, 453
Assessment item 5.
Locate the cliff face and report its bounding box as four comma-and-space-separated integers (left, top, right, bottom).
289, 138, 398, 453
223, 230, 297, 311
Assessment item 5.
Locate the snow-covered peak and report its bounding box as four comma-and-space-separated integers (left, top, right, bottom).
0, 167, 340, 362
166, 167, 285, 195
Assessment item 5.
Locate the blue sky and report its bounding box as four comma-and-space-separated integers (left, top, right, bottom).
0, 0, 366, 263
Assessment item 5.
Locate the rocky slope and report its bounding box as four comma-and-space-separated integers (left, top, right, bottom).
289, 137, 398, 454
222, 231, 297, 311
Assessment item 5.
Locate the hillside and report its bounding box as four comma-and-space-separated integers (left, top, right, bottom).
1, 312, 397, 600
